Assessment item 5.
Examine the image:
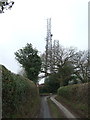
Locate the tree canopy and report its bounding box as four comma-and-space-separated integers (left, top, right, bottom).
41, 40, 89, 88
15, 43, 42, 84
0, 1, 14, 13
45, 74, 60, 93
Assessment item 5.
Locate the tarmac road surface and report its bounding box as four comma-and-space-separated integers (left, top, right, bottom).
39, 95, 79, 119
39, 96, 52, 118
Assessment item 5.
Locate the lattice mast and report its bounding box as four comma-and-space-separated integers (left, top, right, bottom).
45, 18, 53, 75
53, 40, 60, 72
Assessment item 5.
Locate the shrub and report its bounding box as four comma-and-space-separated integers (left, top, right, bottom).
58, 83, 88, 103
57, 83, 89, 117
0, 65, 40, 118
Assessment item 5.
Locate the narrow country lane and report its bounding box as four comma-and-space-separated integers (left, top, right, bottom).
39, 96, 52, 118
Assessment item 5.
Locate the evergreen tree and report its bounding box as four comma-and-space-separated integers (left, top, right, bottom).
15, 43, 42, 84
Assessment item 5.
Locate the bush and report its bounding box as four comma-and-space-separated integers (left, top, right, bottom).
1, 65, 40, 118
57, 83, 89, 117
58, 83, 88, 103
44, 74, 60, 93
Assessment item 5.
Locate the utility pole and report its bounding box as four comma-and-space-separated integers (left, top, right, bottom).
45, 18, 53, 76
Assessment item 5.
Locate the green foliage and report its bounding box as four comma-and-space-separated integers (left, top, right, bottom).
44, 74, 60, 93
15, 43, 42, 83
58, 85, 77, 100
58, 61, 75, 86
39, 85, 48, 93
1, 65, 40, 118
58, 83, 90, 104
58, 83, 88, 102
57, 83, 89, 117
47, 98, 64, 118
43, 62, 75, 93
0, 2, 3, 6
41, 42, 88, 85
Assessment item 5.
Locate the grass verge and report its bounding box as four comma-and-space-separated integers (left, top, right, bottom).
56, 95, 88, 118
47, 97, 65, 118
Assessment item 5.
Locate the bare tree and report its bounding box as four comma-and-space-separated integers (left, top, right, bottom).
41, 42, 89, 85
73, 50, 89, 83
0, 0, 14, 13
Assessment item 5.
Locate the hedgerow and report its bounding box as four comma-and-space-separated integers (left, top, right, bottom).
1, 65, 40, 118
57, 83, 89, 117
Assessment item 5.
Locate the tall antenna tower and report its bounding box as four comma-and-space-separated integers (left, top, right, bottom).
53, 40, 60, 72
45, 18, 53, 75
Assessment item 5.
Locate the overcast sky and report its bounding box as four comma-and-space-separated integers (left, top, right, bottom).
0, 0, 89, 74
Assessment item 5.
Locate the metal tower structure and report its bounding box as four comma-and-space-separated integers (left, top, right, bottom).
53, 40, 60, 72
45, 18, 53, 75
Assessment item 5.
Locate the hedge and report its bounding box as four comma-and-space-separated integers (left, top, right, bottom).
57, 83, 89, 118
58, 83, 89, 103
0, 65, 40, 118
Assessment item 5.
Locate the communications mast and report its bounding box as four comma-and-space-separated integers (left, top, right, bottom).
45, 18, 53, 75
